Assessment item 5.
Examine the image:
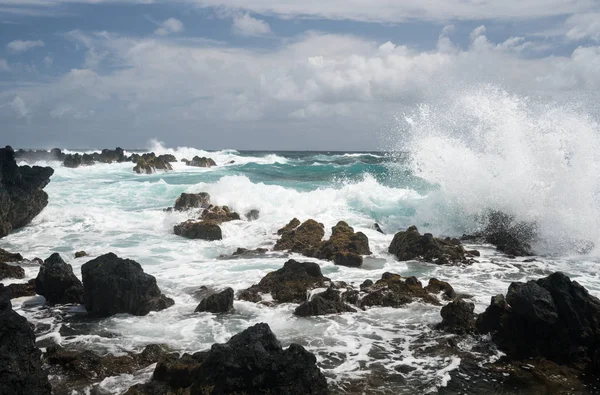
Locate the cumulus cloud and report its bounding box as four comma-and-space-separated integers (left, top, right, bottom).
154, 17, 184, 36
565, 13, 600, 42
7, 39, 44, 52
232, 14, 272, 36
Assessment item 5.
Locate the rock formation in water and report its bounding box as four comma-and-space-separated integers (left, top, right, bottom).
194, 287, 234, 313
35, 253, 84, 305
0, 146, 54, 238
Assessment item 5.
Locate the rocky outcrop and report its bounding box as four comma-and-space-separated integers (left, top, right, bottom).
200, 205, 240, 224
435, 299, 476, 334
0, 146, 54, 238
315, 221, 371, 265
174, 220, 222, 240
195, 287, 234, 313
35, 253, 84, 305
388, 226, 472, 265
239, 260, 330, 304
476, 272, 600, 369
63, 153, 95, 168
81, 253, 174, 317
125, 323, 329, 395
481, 211, 536, 256
359, 273, 440, 308
0, 262, 25, 280
185, 156, 216, 168
132, 153, 173, 174
295, 287, 357, 317
173, 192, 211, 211
274, 218, 325, 254
424, 278, 456, 300
0, 285, 52, 395
16, 148, 66, 163
74, 251, 87, 258
3, 280, 36, 298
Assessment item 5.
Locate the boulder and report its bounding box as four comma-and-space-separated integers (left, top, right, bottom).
0, 285, 52, 395
186, 156, 216, 168
81, 253, 174, 317
476, 272, 600, 369
435, 299, 476, 334
195, 288, 234, 313
174, 220, 222, 241
332, 251, 363, 267
238, 259, 330, 304
173, 192, 211, 211
74, 251, 87, 258
35, 253, 84, 305
200, 205, 240, 224
359, 273, 439, 308
0, 248, 23, 263
126, 323, 329, 395
388, 226, 470, 265
315, 221, 371, 262
274, 219, 325, 254
0, 146, 54, 238
294, 289, 357, 317
132, 153, 173, 174
424, 278, 456, 300
0, 262, 25, 280
3, 280, 36, 298
482, 211, 536, 256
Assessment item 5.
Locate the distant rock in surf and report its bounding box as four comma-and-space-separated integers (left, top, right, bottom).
35, 253, 83, 305
359, 272, 441, 308
173, 192, 211, 211
74, 250, 87, 258
184, 155, 216, 167
388, 226, 475, 265
124, 323, 329, 395
200, 205, 241, 224
245, 209, 260, 221
274, 218, 325, 254
132, 152, 173, 174
0, 285, 52, 395
16, 148, 65, 163
174, 220, 223, 240
81, 253, 174, 317
194, 287, 234, 313
0, 145, 54, 238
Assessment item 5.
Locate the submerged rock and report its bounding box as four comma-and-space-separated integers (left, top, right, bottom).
81, 253, 174, 317
200, 205, 240, 224
0, 285, 52, 395
424, 278, 457, 300
436, 299, 476, 334
173, 192, 211, 211
238, 259, 330, 304
295, 288, 357, 317
125, 323, 329, 395
174, 220, 222, 240
35, 253, 84, 305
388, 226, 471, 265
274, 218, 325, 254
245, 209, 260, 221
195, 287, 234, 313
0, 146, 54, 238
359, 272, 439, 308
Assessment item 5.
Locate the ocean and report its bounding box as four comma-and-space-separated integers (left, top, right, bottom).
3, 89, 600, 394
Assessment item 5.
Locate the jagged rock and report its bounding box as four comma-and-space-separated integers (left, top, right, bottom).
0, 262, 25, 280
63, 153, 95, 168
0, 146, 54, 238
0, 248, 23, 264
482, 211, 536, 256
315, 221, 371, 262
195, 288, 234, 313
174, 220, 222, 241
133, 153, 173, 174
35, 253, 84, 305
173, 192, 211, 211
333, 251, 363, 267
388, 226, 471, 265
74, 251, 87, 258
239, 259, 330, 304
373, 223, 384, 234
186, 156, 216, 168
360, 272, 439, 308
126, 323, 329, 395
200, 205, 240, 224
158, 154, 177, 163
273, 219, 325, 254
436, 299, 476, 334
3, 279, 36, 298
0, 285, 52, 395
476, 272, 600, 370
245, 209, 260, 221
16, 148, 66, 163
294, 288, 357, 317
424, 278, 456, 300
81, 253, 174, 317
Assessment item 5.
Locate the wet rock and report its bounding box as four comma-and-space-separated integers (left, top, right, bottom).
81, 253, 174, 317
157, 154, 177, 163
238, 259, 330, 304
195, 287, 234, 313
132, 153, 173, 174
0, 261, 25, 280
174, 220, 222, 241
16, 148, 66, 163
230, 247, 268, 257
388, 226, 470, 265
35, 253, 84, 305
274, 218, 325, 254
127, 323, 329, 395
360, 272, 439, 308
424, 278, 456, 300
245, 209, 260, 221
63, 153, 95, 168
0, 146, 54, 238
74, 251, 87, 258
186, 156, 216, 168
173, 192, 211, 211
373, 223, 384, 234
294, 288, 357, 317
436, 299, 476, 334
333, 251, 363, 267
3, 279, 36, 298
476, 272, 600, 371
0, 248, 23, 263
315, 221, 371, 261
0, 285, 52, 395
483, 211, 536, 256
200, 205, 240, 224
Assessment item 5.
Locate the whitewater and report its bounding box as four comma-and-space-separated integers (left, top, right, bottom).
3, 88, 600, 394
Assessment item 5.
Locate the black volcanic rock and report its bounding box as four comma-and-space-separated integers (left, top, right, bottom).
186, 156, 216, 167
174, 220, 222, 240
435, 299, 476, 334
173, 192, 211, 211
388, 226, 471, 265
0, 285, 52, 395
0, 146, 53, 238
81, 253, 174, 317
195, 287, 234, 313
294, 293, 357, 317
35, 253, 84, 305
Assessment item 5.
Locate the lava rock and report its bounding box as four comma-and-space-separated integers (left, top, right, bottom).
132, 153, 173, 174
81, 253, 174, 317
174, 220, 222, 240
388, 226, 470, 265
4, 279, 36, 298
436, 299, 476, 334
333, 251, 363, 267
200, 205, 240, 224
315, 221, 371, 261
294, 294, 357, 317
74, 251, 87, 258
0, 262, 25, 280
274, 218, 325, 254
360, 272, 439, 308
425, 278, 457, 300
238, 259, 330, 304
173, 192, 211, 211
35, 253, 84, 305
195, 287, 234, 313
186, 156, 216, 168
483, 211, 536, 256
0, 285, 52, 395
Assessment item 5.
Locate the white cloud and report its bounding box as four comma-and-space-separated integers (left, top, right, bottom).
565, 13, 600, 42
154, 17, 184, 36
10, 96, 29, 118
0, 58, 9, 71
43, 55, 53, 66
232, 13, 272, 36
7, 39, 44, 52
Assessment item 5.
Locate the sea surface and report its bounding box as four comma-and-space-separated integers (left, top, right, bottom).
3, 88, 600, 394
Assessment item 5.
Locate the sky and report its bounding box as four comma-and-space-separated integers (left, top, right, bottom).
0, 1, 599, 150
